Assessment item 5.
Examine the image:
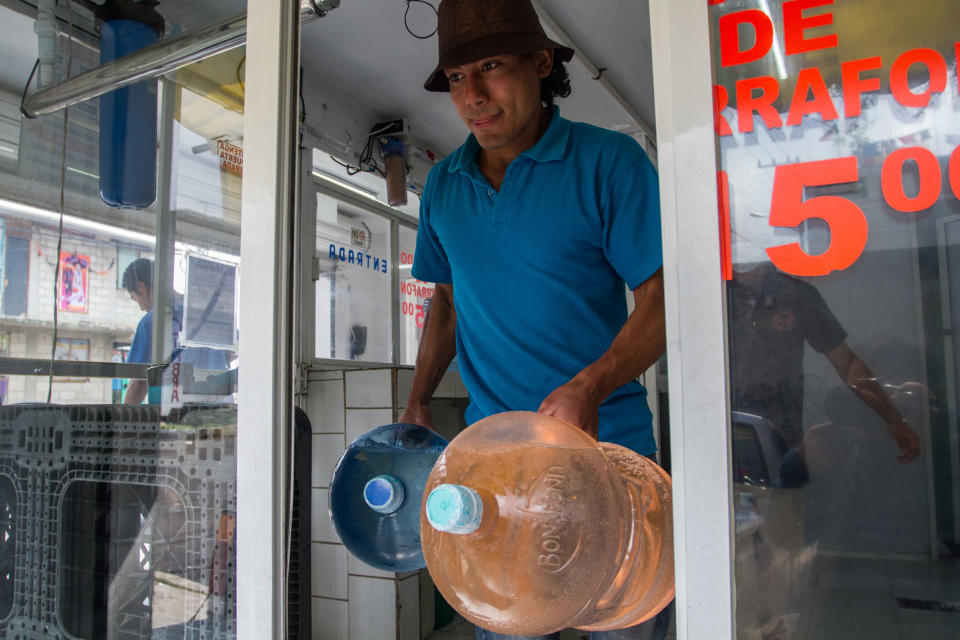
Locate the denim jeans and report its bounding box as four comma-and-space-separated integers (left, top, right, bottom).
474, 603, 672, 640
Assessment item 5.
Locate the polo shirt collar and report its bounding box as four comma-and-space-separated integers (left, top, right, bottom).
448, 106, 571, 176
522, 106, 569, 163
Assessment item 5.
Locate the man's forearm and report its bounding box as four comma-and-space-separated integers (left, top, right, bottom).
405, 283, 458, 409
125, 379, 147, 405
537, 269, 665, 437
846, 364, 907, 427
574, 269, 666, 403
826, 343, 919, 461
828, 344, 903, 424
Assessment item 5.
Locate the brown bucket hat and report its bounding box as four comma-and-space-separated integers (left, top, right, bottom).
423, 0, 575, 92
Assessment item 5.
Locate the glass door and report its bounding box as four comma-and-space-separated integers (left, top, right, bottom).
0, 1, 305, 638
709, 1, 959, 638
652, 1, 960, 638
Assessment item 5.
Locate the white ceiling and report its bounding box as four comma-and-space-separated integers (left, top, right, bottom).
0, 0, 656, 160
300, 0, 656, 156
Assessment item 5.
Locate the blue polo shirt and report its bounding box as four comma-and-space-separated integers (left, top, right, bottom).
413, 107, 662, 453
128, 296, 230, 371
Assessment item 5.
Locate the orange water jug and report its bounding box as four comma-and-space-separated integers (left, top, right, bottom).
421, 411, 674, 636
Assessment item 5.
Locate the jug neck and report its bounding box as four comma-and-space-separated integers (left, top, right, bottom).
426, 483, 486, 534
363, 475, 405, 514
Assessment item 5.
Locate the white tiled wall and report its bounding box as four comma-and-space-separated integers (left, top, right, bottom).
418, 569, 436, 640
346, 408, 394, 445
347, 550, 396, 580
312, 597, 348, 640
313, 433, 346, 490
308, 377, 346, 433
312, 543, 348, 599
308, 367, 466, 639
397, 368, 415, 408
312, 488, 338, 543
396, 367, 466, 414
398, 574, 421, 640
348, 575, 397, 640
344, 369, 393, 407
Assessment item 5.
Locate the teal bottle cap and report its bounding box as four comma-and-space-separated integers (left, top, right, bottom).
426, 483, 483, 535
363, 475, 405, 514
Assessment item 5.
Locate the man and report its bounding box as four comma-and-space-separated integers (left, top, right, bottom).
399, 1, 669, 638
122, 258, 230, 404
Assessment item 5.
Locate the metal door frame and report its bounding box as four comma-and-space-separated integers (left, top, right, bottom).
649, 2, 736, 639
237, 1, 301, 638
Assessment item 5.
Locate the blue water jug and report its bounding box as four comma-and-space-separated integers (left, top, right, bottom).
329, 423, 447, 572
96, 1, 164, 208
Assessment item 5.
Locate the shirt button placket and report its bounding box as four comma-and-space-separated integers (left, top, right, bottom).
490, 190, 508, 230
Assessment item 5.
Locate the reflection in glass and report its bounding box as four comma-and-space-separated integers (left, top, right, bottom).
315, 195, 393, 362
711, 1, 960, 638
0, 2, 245, 634
399, 224, 432, 366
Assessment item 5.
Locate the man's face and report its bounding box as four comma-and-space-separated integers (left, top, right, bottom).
128, 282, 151, 312
444, 51, 553, 154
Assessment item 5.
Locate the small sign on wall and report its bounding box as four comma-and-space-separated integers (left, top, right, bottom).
182, 253, 238, 349
218, 140, 243, 176
351, 222, 372, 250
59, 252, 89, 313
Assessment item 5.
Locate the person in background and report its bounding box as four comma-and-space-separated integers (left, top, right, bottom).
122, 258, 230, 404
728, 263, 920, 478
399, 1, 669, 638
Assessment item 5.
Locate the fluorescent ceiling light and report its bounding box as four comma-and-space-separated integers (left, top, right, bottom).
0, 197, 156, 246
312, 169, 381, 202
0, 198, 240, 268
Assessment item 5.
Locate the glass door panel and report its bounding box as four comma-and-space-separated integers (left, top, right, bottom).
0, 2, 250, 637
708, 2, 960, 638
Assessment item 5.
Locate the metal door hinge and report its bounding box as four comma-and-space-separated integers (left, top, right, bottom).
294, 362, 310, 396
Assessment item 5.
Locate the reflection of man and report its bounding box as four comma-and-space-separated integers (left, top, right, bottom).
399, 1, 669, 638
729, 265, 921, 640
729, 264, 919, 463
122, 258, 230, 404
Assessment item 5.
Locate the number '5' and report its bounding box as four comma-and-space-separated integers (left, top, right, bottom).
765, 157, 868, 277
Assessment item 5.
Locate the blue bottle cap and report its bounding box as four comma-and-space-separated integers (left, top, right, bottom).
426, 483, 483, 535
363, 475, 405, 514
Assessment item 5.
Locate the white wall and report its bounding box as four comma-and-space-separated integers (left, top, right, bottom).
307, 366, 467, 640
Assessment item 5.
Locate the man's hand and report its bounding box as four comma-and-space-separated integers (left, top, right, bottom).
535, 271, 665, 442
399, 402, 436, 432
887, 419, 920, 463
537, 378, 601, 440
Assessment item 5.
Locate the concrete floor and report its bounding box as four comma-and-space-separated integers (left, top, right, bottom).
790, 555, 960, 640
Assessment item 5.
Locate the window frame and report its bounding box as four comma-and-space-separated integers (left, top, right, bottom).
308, 174, 419, 371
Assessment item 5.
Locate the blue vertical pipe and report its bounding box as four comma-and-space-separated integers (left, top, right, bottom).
96, 1, 164, 208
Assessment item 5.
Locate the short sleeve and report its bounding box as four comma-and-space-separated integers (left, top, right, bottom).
802, 286, 847, 353
602, 148, 663, 290
127, 314, 152, 364
411, 169, 453, 284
